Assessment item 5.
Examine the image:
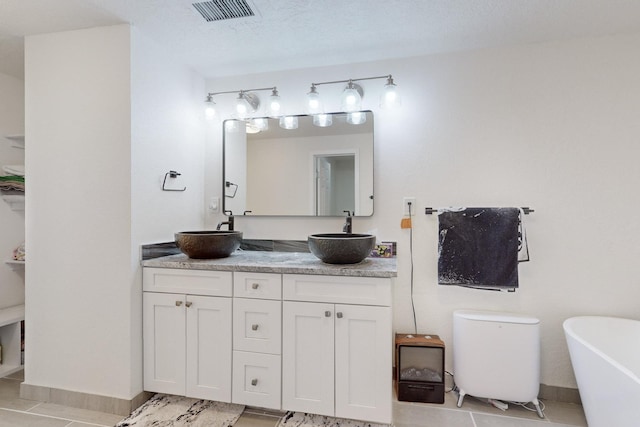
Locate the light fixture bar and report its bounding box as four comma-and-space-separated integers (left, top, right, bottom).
311, 75, 392, 87
206, 86, 277, 97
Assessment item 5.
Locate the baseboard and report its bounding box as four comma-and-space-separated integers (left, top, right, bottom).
539, 383, 581, 404
20, 383, 153, 416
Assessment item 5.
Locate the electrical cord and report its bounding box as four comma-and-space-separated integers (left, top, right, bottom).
408, 201, 417, 335
507, 400, 546, 414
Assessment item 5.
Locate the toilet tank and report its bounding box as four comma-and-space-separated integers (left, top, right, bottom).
453, 310, 540, 402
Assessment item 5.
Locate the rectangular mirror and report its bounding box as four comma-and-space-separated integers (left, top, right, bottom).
223, 111, 374, 216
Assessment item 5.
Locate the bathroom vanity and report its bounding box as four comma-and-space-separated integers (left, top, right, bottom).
141, 251, 396, 424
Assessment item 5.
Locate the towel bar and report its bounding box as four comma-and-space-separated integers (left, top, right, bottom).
425, 207, 534, 215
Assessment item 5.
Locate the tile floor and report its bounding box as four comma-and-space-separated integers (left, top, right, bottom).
0, 371, 587, 427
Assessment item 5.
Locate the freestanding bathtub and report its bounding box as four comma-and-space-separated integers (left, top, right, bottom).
563, 316, 640, 427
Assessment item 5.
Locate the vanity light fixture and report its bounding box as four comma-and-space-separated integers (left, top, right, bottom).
346, 111, 367, 125
204, 94, 217, 120
251, 117, 269, 131
279, 115, 298, 130
204, 86, 279, 119
306, 84, 324, 114
307, 74, 400, 117
266, 88, 282, 117
380, 75, 401, 108
235, 91, 260, 118
341, 80, 363, 112
313, 113, 333, 127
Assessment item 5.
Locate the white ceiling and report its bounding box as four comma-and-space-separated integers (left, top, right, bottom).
2, 0, 640, 80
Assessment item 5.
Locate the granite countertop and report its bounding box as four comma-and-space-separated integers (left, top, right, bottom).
142, 251, 397, 278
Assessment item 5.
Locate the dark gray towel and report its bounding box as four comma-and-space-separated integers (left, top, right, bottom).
438, 208, 521, 291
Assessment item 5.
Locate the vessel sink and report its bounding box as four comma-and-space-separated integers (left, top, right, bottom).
175, 231, 242, 259
308, 233, 376, 264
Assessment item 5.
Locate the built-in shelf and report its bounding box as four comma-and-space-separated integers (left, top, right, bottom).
1, 194, 24, 211
3, 135, 24, 149
4, 259, 26, 269
0, 304, 25, 378
2, 165, 24, 176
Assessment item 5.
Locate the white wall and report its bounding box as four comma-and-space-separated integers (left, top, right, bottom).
25, 25, 133, 399
130, 26, 206, 397
25, 24, 206, 400
0, 72, 25, 309
205, 33, 640, 389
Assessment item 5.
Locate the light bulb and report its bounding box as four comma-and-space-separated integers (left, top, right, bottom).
380, 76, 401, 108
341, 81, 362, 112
252, 118, 269, 131
347, 111, 367, 125
306, 85, 323, 114
245, 122, 260, 134
279, 116, 298, 130
266, 88, 282, 117
236, 93, 249, 118
313, 114, 333, 127
204, 96, 217, 120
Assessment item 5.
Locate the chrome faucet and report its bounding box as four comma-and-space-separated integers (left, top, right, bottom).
217, 210, 234, 231
343, 211, 353, 234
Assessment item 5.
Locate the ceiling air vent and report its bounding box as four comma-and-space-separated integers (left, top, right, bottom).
192, 0, 255, 22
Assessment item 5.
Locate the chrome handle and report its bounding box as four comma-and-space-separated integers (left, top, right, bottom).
185, 301, 192, 308
175, 301, 183, 306
251, 324, 259, 331
336, 312, 343, 318
251, 283, 259, 289
251, 379, 258, 386
325, 311, 331, 317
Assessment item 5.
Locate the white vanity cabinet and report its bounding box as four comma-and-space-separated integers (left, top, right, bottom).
232, 272, 282, 409
143, 268, 232, 402
281, 274, 392, 425
141, 253, 396, 425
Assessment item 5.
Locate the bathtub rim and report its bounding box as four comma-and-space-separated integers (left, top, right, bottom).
563, 316, 640, 386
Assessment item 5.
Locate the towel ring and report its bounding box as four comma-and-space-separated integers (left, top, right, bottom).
162, 170, 186, 192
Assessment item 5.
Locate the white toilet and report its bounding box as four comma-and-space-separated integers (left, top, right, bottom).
453, 309, 544, 418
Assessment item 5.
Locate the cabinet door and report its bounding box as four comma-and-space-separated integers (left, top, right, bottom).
143, 292, 186, 395
185, 295, 232, 402
282, 301, 334, 417
334, 304, 392, 424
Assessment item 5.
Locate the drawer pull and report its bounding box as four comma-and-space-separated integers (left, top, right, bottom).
325, 311, 331, 317
185, 301, 192, 308
336, 312, 343, 319
251, 324, 259, 331
251, 378, 258, 386
175, 301, 183, 306
252, 283, 260, 289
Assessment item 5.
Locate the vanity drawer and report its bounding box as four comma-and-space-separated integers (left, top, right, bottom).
232, 351, 281, 410
233, 298, 281, 355
283, 274, 392, 306
233, 272, 282, 300
143, 268, 232, 297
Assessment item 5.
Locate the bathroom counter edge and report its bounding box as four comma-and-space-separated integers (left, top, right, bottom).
142, 251, 397, 278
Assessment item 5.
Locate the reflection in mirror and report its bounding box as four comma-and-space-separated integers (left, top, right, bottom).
223, 111, 374, 216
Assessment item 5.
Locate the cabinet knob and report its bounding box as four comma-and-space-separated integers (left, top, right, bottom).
175, 301, 183, 306
336, 312, 343, 318
251, 283, 259, 289
251, 324, 259, 331
325, 311, 331, 317
185, 301, 192, 308
251, 378, 258, 386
